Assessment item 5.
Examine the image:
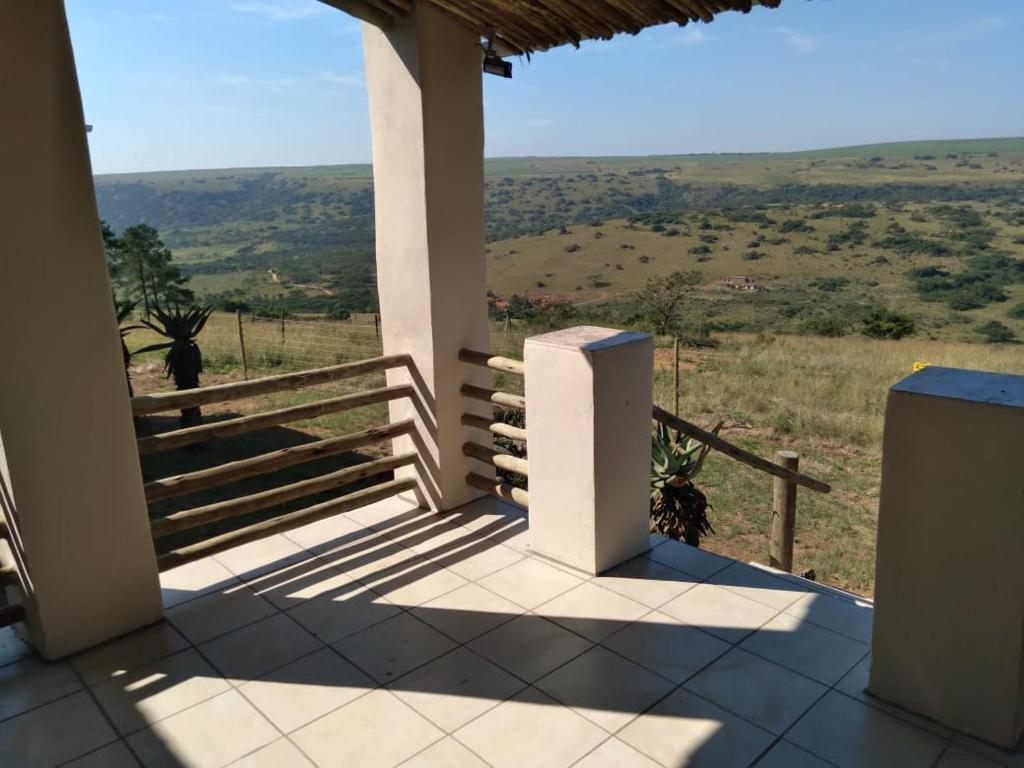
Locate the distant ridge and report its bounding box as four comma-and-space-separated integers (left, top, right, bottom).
93, 137, 1024, 181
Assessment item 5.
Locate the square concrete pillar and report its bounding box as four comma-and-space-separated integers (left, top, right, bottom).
362, 5, 492, 511
524, 327, 654, 575
870, 366, 1024, 749
0, 2, 162, 658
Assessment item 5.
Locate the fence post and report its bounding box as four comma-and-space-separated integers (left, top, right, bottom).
236, 310, 249, 380
279, 311, 286, 348
373, 313, 380, 339
769, 450, 799, 572
504, 310, 511, 334
673, 336, 680, 416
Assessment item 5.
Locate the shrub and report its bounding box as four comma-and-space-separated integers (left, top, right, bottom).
743, 250, 766, 261
801, 315, 849, 337
1008, 303, 1024, 320
977, 320, 1017, 344
564, 243, 581, 253
862, 309, 915, 340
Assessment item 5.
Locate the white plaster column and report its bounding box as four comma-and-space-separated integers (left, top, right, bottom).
0, 1, 163, 658
362, 5, 493, 511
524, 327, 654, 574
869, 366, 1024, 749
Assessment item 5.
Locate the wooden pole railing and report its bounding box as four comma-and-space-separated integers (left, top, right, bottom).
131, 353, 411, 416
770, 451, 799, 572
144, 419, 414, 502
652, 405, 831, 494
458, 349, 525, 376
460, 413, 527, 442
463, 441, 528, 477
156, 477, 418, 571
460, 384, 526, 410
150, 452, 417, 539
137, 384, 413, 455
466, 472, 529, 508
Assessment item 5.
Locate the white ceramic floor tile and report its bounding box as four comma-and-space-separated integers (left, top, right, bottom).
787, 690, 948, 768
785, 591, 874, 644
214, 534, 312, 581
477, 557, 584, 610
199, 612, 322, 682
660, 582, 779, 644
391, 647, 524, 732
283, 508, 367, 554
536, 646, 675, 733
740, 611, 868, 686
707, 562, 809, 611
228, 738, 315, 767
363, 559, 469, 608
602, 611, 729, 684
535, 582, 649, 643
684, 648, 826, 735
92, 648, 230, 735
72, 621, 189, 687
469, 614, 593, 683
951, 734, 1024, 768
334, 612, 456, 683
0, 626, 33, 668
291, 688, 443, 768
127, 689, 278, 768
249, 558, 356, 611
755, 741, 833, 768
165, 582, 276, 645
412, 583, 523, 642
0, 690, 117, 768
346, 496, 430, 532
400, 736, 489, 767
647, 540, 731, 580
63, 740, 140, 768
618, 687, 774, 768
239, 647, 374, 733
159, 557, 239, 609
454, 687, 607, 768
572, 737, 661, 767
593, 556, 699, 609
935, 746, 1007, 768
426, 535, 525, 582
0, 657, 81, 721
287, 579, 401, 642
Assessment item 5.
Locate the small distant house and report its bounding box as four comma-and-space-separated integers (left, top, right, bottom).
724, 275, 759, 291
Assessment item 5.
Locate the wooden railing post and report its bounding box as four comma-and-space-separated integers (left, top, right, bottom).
236, 309, 248, 380
770, 450, 799, 572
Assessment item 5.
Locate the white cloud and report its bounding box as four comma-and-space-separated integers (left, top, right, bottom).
319, 71, 365, 88
228, 1, 323, 23
680, 26, 707, 46
776, 26, 816, 53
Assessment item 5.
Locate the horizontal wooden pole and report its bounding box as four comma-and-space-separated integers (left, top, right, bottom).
460, 384, 526, 410
157, 477, 418, 571
458, 348, 525, 376
0, 603, 25, 629
461, 413, 527, 442
466, 472, 529, 508
131, 354, 411, 416
652, 405, 831, 494
137, 385, 413, 455
462, 441, 529, 477
151, 452, 417, 539
145, 420, 414, 503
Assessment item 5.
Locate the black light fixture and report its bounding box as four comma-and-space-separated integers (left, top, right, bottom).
482, 37, 512, 78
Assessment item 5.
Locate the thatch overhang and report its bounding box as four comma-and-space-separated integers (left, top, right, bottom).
320, 0, 784, 55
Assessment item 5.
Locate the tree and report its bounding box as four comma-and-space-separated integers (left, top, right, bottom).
106, 223, 193, 314
862, 309, 915, 340
139, 305, 214, 427
977, 320, 1017, 344
634, 271, 702, 335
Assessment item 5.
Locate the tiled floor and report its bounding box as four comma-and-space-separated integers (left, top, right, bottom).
2, 495, 1022, 767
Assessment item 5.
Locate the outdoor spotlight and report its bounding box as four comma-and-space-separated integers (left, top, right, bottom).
483, 38, 512, 78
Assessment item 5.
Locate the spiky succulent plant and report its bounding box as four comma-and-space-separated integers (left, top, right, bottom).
650, 420, 722, 547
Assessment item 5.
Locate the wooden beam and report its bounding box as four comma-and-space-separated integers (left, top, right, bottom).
151, 452, 417, 538
458, 348, 525, 376
144, 419, 414, 502
466, 471, 529, 508
131, 354, 410, 416
137, 385, 413, 455
461, 413, 527, 442
460, 384, 526, 410
652, 405, 831, 493
463, 441, 528, 477
157, 477, 418, 571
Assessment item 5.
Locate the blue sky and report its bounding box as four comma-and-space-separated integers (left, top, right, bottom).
66, 0, 1024, 175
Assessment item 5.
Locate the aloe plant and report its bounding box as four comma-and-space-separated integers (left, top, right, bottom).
138, 304, 213, 427
650, 420, 722, 547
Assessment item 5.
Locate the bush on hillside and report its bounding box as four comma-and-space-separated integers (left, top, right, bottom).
801, 315, 850, 337
977, 321, 1017, 344
862, 309, 915, 340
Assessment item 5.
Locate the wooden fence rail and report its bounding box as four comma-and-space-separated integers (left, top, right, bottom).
458, 349, 525, 376
465, 472, 529, 508
460, 413, 527, 442
460, 384, 526, 410
144, 420, 414, 503
131, 353, 411, 416
462, 441, 529, 477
